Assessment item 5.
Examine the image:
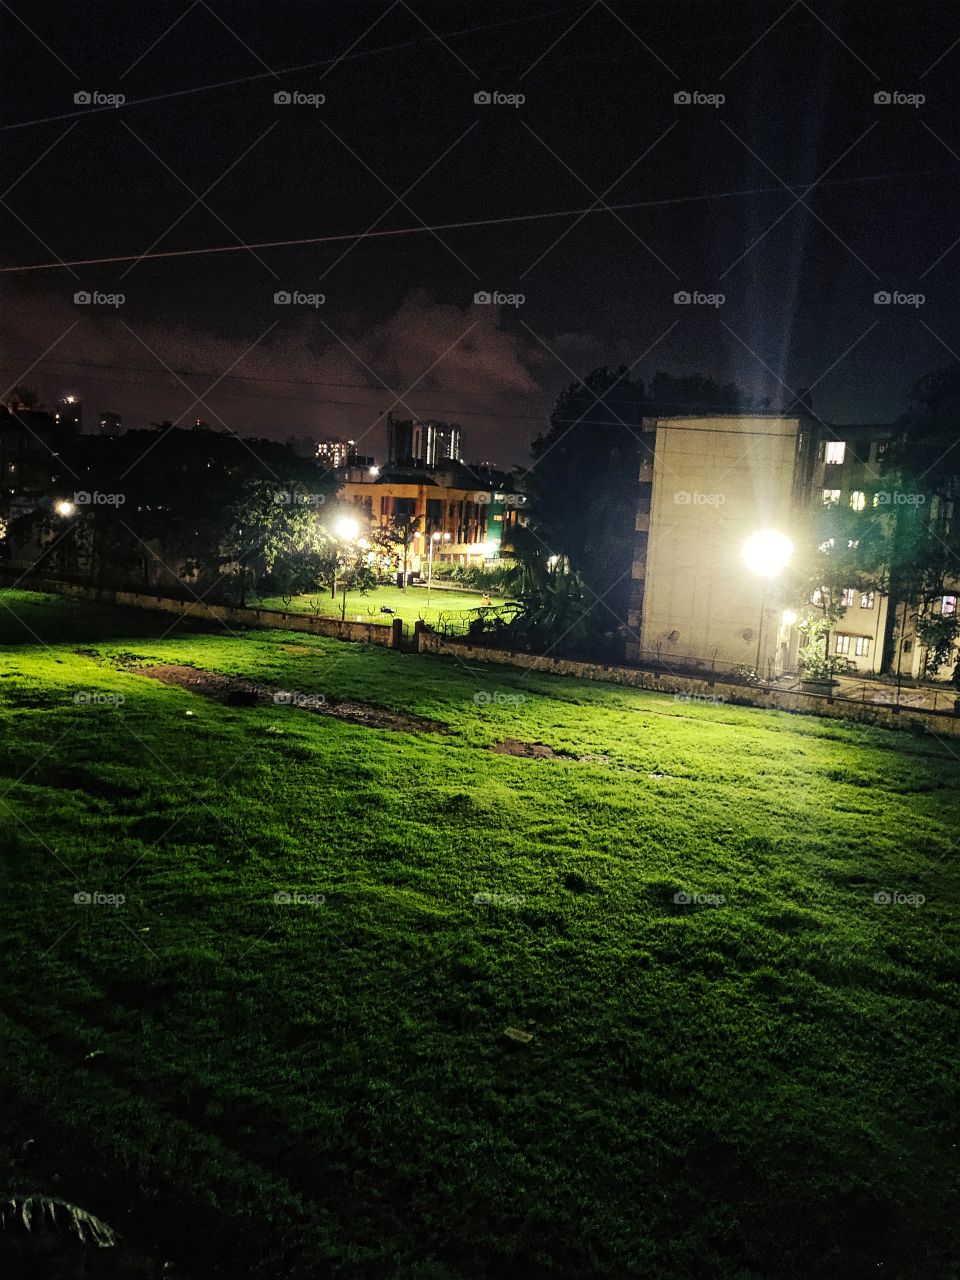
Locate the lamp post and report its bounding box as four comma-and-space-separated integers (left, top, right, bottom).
426, 531, 450, 606
331, 515, 360, 607
743, 530, 793, 679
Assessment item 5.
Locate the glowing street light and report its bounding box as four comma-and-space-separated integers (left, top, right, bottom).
743, 530, 794, 676
334, 515, 359, 542
743, 529, 793, 578
55, 500, 76, 517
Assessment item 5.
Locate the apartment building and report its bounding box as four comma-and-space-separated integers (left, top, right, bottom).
626, 413, 958, 680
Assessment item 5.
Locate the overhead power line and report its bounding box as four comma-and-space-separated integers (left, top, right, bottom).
1, 166, 955, 273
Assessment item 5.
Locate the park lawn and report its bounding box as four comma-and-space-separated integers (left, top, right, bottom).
0, 588, 958, 1279
256, 585, 501, 629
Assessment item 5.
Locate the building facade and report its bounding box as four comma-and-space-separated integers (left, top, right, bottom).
386, 415, 462, 468
626, 414, 957, 680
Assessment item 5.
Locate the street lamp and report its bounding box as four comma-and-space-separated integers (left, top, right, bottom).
426, 530, 451, 606
55, 500, 75, 517
743, 530, 793, 677
334, 515, 359, 542
331, 515, 360, 611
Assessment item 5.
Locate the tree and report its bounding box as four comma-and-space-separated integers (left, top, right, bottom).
520, 367, 646, 640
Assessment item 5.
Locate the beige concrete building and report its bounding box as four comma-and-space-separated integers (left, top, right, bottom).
624, 414, 960, 680
627, 415, 804, 675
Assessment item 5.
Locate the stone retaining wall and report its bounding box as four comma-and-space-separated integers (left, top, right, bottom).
3, 572, 398, 648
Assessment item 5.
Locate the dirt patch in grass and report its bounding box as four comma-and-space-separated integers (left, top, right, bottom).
137, 664, 451, 735
491, 737, 560, 759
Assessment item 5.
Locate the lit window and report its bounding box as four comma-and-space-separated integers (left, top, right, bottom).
847, 539, 860, 549
943, 595, 957, 616
840, 588, 856, 607
822, 489, 841, 505
818, 538, 836, 552
855, 637, 871, 657
811, 588, 824, 605
835, 634, 850, 654
860, 592, 875, 609
825, 441, 846, 464
850, 490, 866, 511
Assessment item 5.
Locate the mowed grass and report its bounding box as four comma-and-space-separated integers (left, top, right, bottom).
0, 589, 958, 1280
257, 585, 498, 629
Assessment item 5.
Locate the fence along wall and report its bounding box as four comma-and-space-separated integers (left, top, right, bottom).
3, 573, 400, 648
417, 631, 960, 738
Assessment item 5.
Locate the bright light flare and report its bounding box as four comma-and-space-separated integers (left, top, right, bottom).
743, 529, 793, 579
55, 500, 76, 517
334, 516, 359, 541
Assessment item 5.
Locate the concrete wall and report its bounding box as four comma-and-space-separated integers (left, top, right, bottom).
418, 631, 960, 738
2, 572, 399, 647
638, 416, 801, 672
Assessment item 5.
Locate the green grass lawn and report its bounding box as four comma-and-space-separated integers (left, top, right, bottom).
1, 589, 958, 1279
256, 585, 500, 630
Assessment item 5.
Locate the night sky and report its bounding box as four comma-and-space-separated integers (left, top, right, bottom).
2, 0, 958, 466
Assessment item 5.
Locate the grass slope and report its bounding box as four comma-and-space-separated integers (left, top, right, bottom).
0, 589, 958, 1279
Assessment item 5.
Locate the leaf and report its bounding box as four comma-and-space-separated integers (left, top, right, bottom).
0, 1194, 119, 1247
